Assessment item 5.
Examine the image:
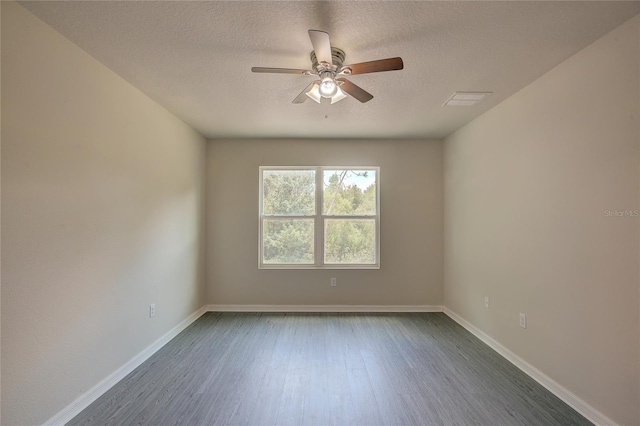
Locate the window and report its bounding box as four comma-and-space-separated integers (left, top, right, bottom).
259, 167, 379, 269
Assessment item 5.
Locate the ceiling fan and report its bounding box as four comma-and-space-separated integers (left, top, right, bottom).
251, 30, 404, 104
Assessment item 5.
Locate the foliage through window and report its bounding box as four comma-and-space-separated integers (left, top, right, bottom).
260, 167, 379, 268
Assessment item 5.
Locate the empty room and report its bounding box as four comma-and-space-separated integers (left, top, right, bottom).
1, 1, 639, 425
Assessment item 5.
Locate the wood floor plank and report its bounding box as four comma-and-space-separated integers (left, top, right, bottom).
68, 313, 592, 426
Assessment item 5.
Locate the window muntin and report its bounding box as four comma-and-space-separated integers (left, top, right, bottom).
259, 167, 379, 269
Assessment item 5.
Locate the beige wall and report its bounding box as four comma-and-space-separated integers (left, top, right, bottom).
1, 3, 206, 424
205, 139, 443, 306
444, 15, 639, 426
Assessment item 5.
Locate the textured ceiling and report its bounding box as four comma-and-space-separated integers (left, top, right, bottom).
19, 1, 640, 140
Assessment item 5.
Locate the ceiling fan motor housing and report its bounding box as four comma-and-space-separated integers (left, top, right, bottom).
311, 47, 346, 73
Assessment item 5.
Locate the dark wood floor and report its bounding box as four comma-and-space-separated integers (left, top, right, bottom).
69, 312, 591, 426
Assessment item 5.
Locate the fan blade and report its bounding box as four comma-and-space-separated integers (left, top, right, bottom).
340, 57, 404, 75
293, 81, 318, 104
252, 67, 313, 75
336, 78, 373, 103
308, 30, 332, 65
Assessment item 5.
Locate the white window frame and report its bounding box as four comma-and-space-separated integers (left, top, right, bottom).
259, 166, 380, 270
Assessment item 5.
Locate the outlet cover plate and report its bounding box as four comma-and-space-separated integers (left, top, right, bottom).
519, 313, 526, 329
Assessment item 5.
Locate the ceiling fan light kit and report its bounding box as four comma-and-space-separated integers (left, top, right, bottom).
252, 30, 404, 105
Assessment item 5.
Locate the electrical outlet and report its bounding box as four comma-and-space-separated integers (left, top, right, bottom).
150, 304, 156, 318
519, 313, 526, 329
484, 296, 490, 308
330, 278, 337, 287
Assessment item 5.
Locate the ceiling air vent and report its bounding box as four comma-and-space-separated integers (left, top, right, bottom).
443, 92, 491, 106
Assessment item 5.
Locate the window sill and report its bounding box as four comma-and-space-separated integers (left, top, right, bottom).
259, 264, 380, 270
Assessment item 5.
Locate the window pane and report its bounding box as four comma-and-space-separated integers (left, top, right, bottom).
263, 219, 314, 264
324, 219, 376, 264
323, 169, 376, 215
263, 170, 315, 215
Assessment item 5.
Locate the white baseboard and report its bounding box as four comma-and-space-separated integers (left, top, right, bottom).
443, 307, 618, 426
44, 306, 208, 426
205, 304, 443, 312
